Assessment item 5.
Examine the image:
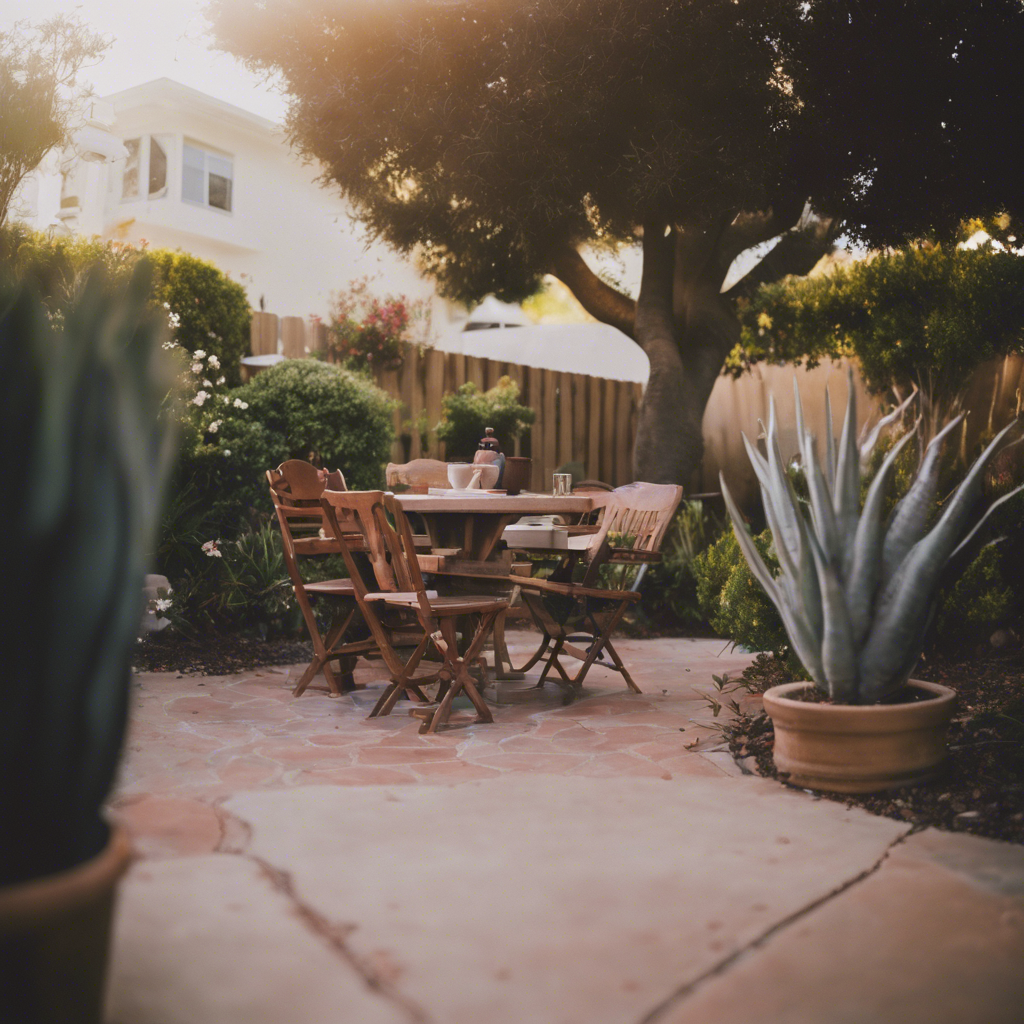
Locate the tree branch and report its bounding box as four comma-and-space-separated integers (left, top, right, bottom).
548, 245, 636, 339
717, 192, 809, 272
724, 216, 839, 303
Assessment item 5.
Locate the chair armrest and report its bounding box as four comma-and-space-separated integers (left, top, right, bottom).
607, 548, 662, 564
500, 575, 641, 603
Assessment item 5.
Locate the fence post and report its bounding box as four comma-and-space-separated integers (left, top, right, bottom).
280, 316, 306, 359
250, 312, 278, 356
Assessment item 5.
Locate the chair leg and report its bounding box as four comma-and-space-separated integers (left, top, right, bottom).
566, 600, 632, 692
293, 653, 327, 697
602, 637, 642, 693
536, 637, 565, 688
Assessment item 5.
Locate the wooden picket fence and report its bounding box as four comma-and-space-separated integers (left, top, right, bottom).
250, 311, 643, 492
251, 311, 1024, 502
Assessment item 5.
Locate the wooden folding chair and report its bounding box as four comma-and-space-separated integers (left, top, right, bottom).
321, 489, 508, 734
267, 461, 378, 698
508, 482, 683, 702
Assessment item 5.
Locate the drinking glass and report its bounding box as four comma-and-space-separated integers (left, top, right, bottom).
552, 472, 573, 496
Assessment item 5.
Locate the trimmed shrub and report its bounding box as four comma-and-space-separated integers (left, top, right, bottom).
694, 527, 797, 667
147, 249, 251, 384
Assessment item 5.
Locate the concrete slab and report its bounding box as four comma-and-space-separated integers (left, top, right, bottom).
217, 776, 907, 1024
653, 829, 1024, 1024
106, 854, 412, 1024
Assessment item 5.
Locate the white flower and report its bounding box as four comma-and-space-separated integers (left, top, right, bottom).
208, 420, 222, 434
217, 376, 226, 385
203, 379, 213, 387
167, 312, 180, 328
162, 340, 179, 350
220, 394, 230, 403
191, 362, 203, 374
193, 391, 209, 406
222, 449, 232, 457
201, 539, 223, 558
154, 598, 172, 612
207, 354, 220, 369
194, 349, 207, 360
233, 398, 248, 410
162, 301, 170, 310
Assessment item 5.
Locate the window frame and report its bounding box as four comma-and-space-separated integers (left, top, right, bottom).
119, 135, 172, 203
181, 139, 234, 215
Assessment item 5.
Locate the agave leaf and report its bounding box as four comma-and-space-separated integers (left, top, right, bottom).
824, 385, 836, 496
721, 474, 826, 686
833, 368, 861, 582
948, 482, 1024, 562
859, 386, 918, 473
808, 539, 859, 701
763, 418, 804, 565
845, 427, 918, 646
793, 374, 807, 446
862, 419, 1020, 695
802, 430, 841, 566
881, 414, 964, 584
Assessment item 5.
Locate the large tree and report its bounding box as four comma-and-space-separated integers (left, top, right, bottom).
209, 0, 1024, 485
0, 15, 108, 228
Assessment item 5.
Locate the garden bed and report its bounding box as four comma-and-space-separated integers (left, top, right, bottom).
134, 631, 314, 676
725, 650, 1024, 845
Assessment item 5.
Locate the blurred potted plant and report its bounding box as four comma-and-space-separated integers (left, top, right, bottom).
0, 266, 176, 1022
435, 376, 535, 460
721, 371, 1022, 793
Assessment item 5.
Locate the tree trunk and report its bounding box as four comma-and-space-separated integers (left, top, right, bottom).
550, 214, 835, 489
631, 224, 739, 486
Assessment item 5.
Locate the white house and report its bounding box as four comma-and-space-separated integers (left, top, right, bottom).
21, 77, 647, 381
27, 78, 449, 327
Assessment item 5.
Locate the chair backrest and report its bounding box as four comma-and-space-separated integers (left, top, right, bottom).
321, 490, 431, 612
602, 482, 684, 553
267, 461, 351, 587
385, 459, 450, 490
268, 460, 347, 507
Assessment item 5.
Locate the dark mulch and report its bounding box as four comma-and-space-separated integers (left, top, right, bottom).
133, 631, 314, 676
723, 649, 1024, 846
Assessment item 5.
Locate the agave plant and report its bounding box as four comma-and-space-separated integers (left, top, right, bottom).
721, 370, 1022, 704
0, 265, 176, 885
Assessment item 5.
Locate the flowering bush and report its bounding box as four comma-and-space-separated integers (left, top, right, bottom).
327, 277, 426, 373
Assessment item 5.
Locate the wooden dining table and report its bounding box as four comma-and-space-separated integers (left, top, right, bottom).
393, 492, 594, 575
393, 491, 596, 686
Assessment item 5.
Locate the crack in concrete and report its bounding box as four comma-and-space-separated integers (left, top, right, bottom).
214, 804, 433, 1024
636, 826, 915, 1024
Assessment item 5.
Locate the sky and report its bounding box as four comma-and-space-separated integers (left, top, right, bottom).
0, 0, 287, 121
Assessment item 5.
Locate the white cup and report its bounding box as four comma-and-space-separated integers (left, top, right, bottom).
447, 463, 477, 489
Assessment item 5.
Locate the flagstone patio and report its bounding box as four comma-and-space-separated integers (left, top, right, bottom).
106, 636, 1024, 1024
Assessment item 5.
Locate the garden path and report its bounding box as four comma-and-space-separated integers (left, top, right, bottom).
106, 637, 1024, 1024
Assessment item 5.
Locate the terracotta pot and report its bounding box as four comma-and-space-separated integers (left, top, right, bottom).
0, 826, 133, 1024
501, 457, 532, 495
763, 680, 956, 794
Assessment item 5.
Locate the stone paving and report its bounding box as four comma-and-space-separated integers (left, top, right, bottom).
106, 636, 1024, 1024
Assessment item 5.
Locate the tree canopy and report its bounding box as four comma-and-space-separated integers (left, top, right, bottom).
210, 0, 1024, 302
734, 238, 1024, 413
0, 15, 109, 227
209, 0, 1024, 484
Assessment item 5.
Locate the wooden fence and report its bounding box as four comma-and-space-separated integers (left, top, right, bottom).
250, 311, 643, 492
250, 312, 1023, 502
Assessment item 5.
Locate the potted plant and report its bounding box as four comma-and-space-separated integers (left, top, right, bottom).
0, 266, 175, 1022
720, 371, 1022, 793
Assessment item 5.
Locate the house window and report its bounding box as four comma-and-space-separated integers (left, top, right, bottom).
121, 136, 169, 201
122, 138, 140, 199
149, 138, 167, 195
182, 143, 233, 212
